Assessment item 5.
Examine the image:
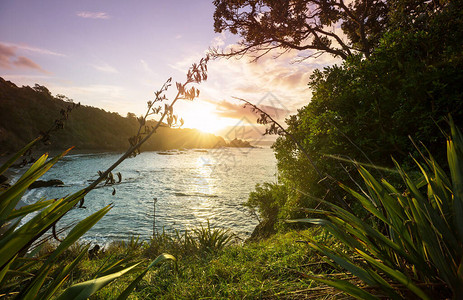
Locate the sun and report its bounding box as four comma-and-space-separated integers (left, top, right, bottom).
179, 101, 234, 134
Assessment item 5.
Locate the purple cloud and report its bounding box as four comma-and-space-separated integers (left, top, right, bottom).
76, 11, 110, 19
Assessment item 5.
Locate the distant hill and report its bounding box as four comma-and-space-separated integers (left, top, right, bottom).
0, 78, 250, 155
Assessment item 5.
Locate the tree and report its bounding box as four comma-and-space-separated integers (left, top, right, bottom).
33, 84, 52, 96
244, 0, 463, 227
273, 0, 463, 203
212, 0, 389, 60
126, 112, 136, 119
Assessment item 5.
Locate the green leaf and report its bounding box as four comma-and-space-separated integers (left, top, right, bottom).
0, 191, 84, 269
22, 204, 111, 294
0, 138, 40, 176
448, 138, 463, 242
356, 249, 431, 300
308, 275, 378, 300
0, 254, 16, 284
6, 199, 54, 221
0, 148, 72, 221
116, 253, 176, 300
55, 263, 141, 300
45, 204, 112, 265
22, 266, 51, 300
39, 245, 90, 300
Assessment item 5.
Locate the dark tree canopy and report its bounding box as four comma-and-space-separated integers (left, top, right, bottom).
212, 0, 390, 60
243, 0, 463, 226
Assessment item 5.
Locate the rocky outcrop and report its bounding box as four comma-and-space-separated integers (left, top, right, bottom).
29, 179, 64, 189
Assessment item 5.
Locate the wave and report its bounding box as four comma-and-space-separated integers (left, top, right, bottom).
173, 192, 218, 198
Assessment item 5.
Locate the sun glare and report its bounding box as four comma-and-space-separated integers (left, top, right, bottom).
181, 101, 234, 134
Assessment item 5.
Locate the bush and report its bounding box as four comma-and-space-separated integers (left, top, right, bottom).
244, 183, 288, 235
272, 1, 463, 213
292, 120, 463, 299
144, 223, 235, 259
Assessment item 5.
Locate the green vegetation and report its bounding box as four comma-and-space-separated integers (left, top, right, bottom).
2, 1, 463, 299
231, 1, 463, 298
290, 120, 463, 299
245, 0, 463, 231
0, 77, 250, 155
3, 123, 462, 298
0, 58, 209, 299
0, 140, 174, 299
39, 228, 337, 299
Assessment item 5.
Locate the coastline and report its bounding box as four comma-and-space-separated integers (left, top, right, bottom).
0, 145, 260, 165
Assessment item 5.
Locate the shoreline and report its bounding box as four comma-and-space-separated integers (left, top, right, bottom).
0, 144, 265, 166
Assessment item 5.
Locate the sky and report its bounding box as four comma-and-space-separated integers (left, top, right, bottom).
0, 0, 339, 141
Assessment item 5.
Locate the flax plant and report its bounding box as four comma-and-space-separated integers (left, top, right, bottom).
0, 57, 208, 299
290, 120, 463, 299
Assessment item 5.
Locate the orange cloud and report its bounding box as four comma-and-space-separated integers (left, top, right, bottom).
207, 98, 289, 123
0, 43, 16, 69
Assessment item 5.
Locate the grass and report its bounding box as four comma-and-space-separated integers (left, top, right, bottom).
39, 227, 345, 299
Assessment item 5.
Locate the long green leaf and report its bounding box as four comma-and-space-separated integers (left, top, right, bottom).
0, 148, 72, 221
45, 204, 112, 265
116, 253, 176, 300
39, 245, 91, 300
0, 254, 16, 285
0, 191, 85, 268
22, 204, 112, 295
448, 138, 463, 243
55, 263, 141, 300
17, 153, 49, 182
307, 275, 378, 300
0, 153, 48, 220
307, 238, 377, 286
338, 182, 388, 224
356, 249, 431, 300
6, 199, 54, 221
0, 138, 40, 176
22, 266, 51, 300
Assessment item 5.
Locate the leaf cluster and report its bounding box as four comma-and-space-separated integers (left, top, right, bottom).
290, 120, 463, 299
270, 0, 463, 216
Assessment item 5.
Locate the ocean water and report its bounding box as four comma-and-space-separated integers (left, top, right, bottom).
17, 147, 277, 243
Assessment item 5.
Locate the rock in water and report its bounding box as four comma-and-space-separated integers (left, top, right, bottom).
0, 174, 10, 191
29, 179, 64, 189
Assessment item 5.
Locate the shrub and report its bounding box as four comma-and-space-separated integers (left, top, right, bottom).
144, 223, 235, 259
291, 120, 463, 299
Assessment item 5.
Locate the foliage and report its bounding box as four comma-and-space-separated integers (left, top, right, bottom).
79, 229, 329, 299
0, 57, 209, 298
193, 221, 235, 254
290, 120, 463, 299
270, 0, 463, 218
144, 223, 235, 259
0, 135, 177, 300
245, 183, 289, 232
212, 0, 389, 59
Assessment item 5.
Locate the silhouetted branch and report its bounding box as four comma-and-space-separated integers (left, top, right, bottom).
82, 56, 209, 204
233, 96, 352, 211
